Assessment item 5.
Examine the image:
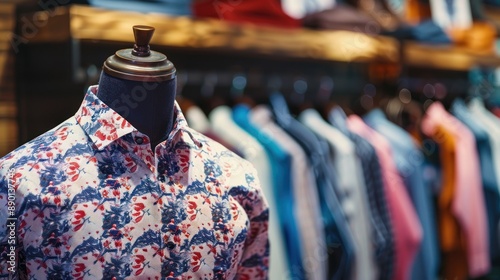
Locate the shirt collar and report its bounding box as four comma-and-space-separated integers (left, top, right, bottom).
468, 98, 486, 112
75, 85, 195, 150
328, 106, 350, 135
363, 108, 387, 125
451, 98, 469, 118
250, 105, 273, 125
421, 101, 449, 136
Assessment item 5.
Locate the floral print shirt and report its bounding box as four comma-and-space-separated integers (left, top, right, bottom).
0, 86, 269, 280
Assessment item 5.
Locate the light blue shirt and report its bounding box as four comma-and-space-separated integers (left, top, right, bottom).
232, 104, 305, 280
363, 109, 439, 280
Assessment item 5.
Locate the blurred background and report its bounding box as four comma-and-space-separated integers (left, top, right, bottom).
3, 1, 500, 279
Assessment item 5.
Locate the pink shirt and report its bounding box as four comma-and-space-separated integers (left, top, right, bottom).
347, 115, 422, 280
422, 102, 490, 277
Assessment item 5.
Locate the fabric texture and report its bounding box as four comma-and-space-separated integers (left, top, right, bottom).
329, 106, 394, 280
269, 92, 355, 279
250, 105, 323, 280
268, 94, 352, 280
424, 123, 468, 279
452, 99, 500, 264
263, 96, 354, 280
347, 115, 422, 280
363, 109, 439, 280
209, 105, 289, 278
184, 105, 242, 157
232, 104, 305, 279
300, 108, 377, 280
468, 99, 500, 199
422, 101, 490, 278
0, 86, 269, 279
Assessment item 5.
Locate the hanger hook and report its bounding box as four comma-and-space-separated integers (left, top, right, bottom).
231, 73, 247, 98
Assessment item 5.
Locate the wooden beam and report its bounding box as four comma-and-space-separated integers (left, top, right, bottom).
403, 42, 500, 70
68, 5, 399, 64
15, 4, 500, 70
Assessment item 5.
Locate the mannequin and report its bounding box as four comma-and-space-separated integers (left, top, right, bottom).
97, 72, 176, 148
97, 25, 177, 148
0, 25, 269, 280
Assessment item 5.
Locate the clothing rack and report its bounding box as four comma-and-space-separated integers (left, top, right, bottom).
7, 2, 500, 146
4, 2, 500, 279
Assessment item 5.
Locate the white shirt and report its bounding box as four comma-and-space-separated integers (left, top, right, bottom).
282, 0, 336, 19
300, 109, 378, 280
185, 105, 211, 133
251, 105, 326, 280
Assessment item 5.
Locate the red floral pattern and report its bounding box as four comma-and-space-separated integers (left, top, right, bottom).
0, 86, 269, 279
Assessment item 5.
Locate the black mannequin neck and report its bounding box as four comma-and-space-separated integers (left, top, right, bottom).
97, 72, 176, 149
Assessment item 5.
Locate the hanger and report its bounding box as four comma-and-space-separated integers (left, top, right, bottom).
264, 75, 289, 122
381, 85, 441, 142
313, 75, 337, 118
230, 72, 256, 108
288, 76, 310, 116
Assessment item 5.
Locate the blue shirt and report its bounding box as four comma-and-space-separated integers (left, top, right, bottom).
269, 94, 355, 280
363, 109, 439, 280
232, 104, 305, 279
329, 106, 394, 280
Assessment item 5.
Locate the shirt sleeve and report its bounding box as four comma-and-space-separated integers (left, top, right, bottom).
234, 163, 269, 280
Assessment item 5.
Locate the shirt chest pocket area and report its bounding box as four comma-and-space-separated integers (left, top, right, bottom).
163, 198, 249, 277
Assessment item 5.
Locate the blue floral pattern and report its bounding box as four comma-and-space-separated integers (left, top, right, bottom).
0, 86, 269, 279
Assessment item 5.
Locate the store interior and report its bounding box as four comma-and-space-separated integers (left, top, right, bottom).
2, 0, 500, 279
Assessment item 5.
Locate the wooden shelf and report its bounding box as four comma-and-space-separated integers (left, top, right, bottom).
17, 4, 500, 71
403, 42, 500, 71
26, 5, 400, 64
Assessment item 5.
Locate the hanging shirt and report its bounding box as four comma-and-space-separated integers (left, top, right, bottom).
184, 105, 241, 157
452, 99, 500, 264
423, 122, 469, 279
209, 106, 289, 279
300, 109, 377, 280
185, 105, 211, 133
329, 106, 394, 280
268, 94, 350, 280
250, 105, 324, 280
363, 109, 439, 280
232, 104, 305, 280
0, 86, 269, 280
422, 102, 490, 278
347, 115, 422, 280
468, 99, 500, 197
